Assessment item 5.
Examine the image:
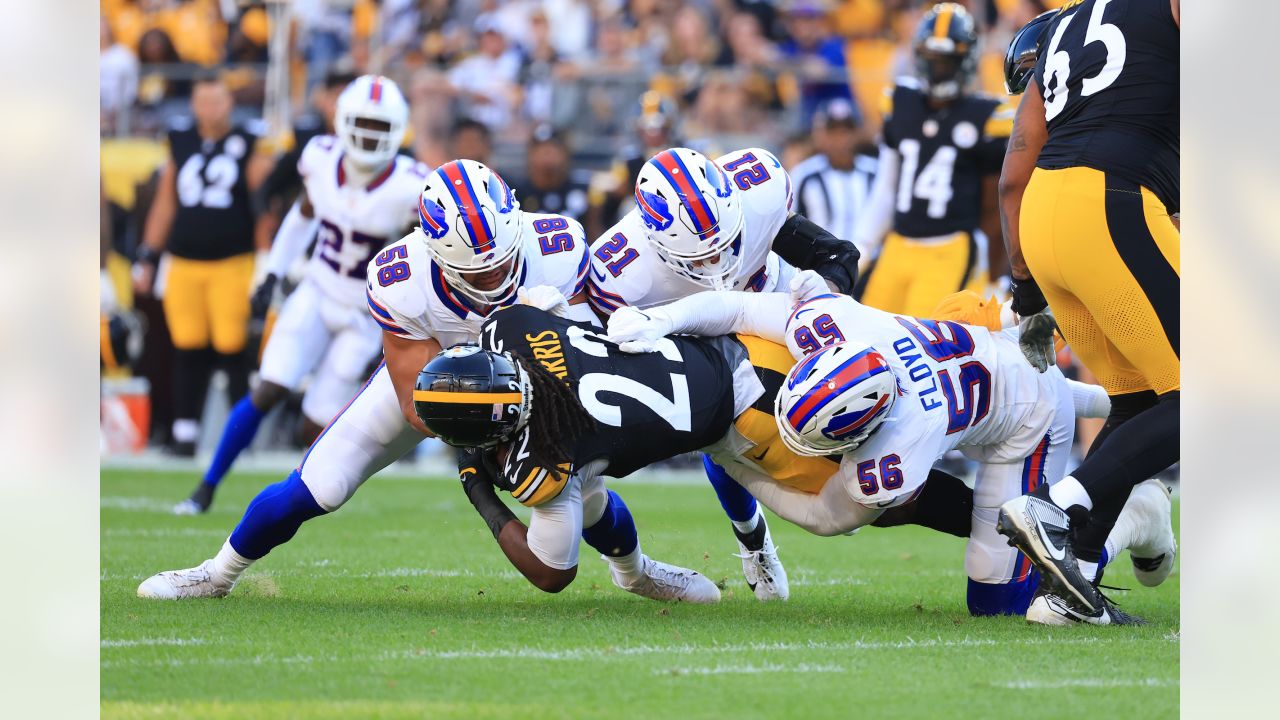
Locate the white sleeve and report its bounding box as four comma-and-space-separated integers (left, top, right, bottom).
853, 144, 898, 258
652, 291, 794, 343
264, 200, 319, 278
564, 300, 602, 327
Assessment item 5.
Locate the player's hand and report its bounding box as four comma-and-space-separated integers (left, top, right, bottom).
131, 262, 155, 297
1018, 310, 1060, 373
1009, 275, 1048, 317
516, 285, 569, 317
606, 306, 671, 353
250, 273, 279, 320
789, 269, 830, 306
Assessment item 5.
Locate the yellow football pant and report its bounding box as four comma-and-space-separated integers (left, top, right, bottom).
1020, 166, 1180, 395
162, 253, 254, 353
860, 231, 987, 317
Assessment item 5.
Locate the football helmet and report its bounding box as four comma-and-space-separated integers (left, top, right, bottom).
775, 341, 898, 457
414, 345, 533, 448
913, 3, 979, 102
334, 74, 409, 171
634, 147, 745, 291
418, 159, 524, 305
1004, 10, 1057, 95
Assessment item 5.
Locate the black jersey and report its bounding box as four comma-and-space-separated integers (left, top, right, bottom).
167, 123, 259, 260
479, 305, 737, 479
1033, 0, 1179, 213
515, 176, 590, 221
882, 81, 1011, 238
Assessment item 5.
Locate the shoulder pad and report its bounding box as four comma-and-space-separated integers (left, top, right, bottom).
524, 213, 591, 299
586, 214, 650, 315
298, 134, 338, 179
984, 100, 1017, 139
365, 232, 434, 339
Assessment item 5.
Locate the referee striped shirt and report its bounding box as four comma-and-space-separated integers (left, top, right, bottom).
791, 152, 878, 254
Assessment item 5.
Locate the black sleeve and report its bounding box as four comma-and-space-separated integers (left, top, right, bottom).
253, 148, 304, 216
771, 213, 861, 294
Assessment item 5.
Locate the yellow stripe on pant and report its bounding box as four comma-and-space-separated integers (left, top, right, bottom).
860, 231, 987, 317
1020, 166, 1180, 395
162, 253, 255, 353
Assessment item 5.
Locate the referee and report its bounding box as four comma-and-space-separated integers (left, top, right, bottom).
133, 72, 272, 456
790, 98, 877, 261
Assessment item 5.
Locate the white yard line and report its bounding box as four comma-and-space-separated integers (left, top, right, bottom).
101, 637, 206, 648
995, 678, 1178, 689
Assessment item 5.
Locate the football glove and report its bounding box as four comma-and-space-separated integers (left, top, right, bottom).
516, 285, 569, 317
1009, 275, 1048, 317
606, 305, 672, 354
789, 269, 831, 306
250, 273, 279, 320
1018, 310, 1060, 373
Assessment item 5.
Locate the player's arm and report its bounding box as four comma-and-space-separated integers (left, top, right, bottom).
998, 77, 1049, 314
607, 290, 792, 350
771, 213, 861, 294
384, 331, 443, 435
133, 159, 177, 295
852, 144, 898, 263
980, 175, 1007, 278
1171, 0, 1179, 27
251, 189, 319, 317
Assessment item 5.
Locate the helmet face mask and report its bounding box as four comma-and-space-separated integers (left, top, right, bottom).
414, 345, 533, 449
335, 75, 409, 171
419, 160, 525, 305
774, 342, 899, 457
635, 148, 746, 291
1004, 10, 1057, 95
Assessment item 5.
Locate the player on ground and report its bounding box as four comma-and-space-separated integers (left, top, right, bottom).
176, 75, 427, 514
854, 3, 1013, 315
605, 273, 1175, 621
139, 160, 693, 601
994, 0, 1180, 622
587, 146, 863, 601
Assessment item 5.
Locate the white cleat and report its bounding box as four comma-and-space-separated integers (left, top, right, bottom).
1126, 479, 1177, 587
172, 499, 203, 516
610, 555, 721, 604
137, 559, 235, 599
1026, 591, 1146, 626
735, 530, 789, 601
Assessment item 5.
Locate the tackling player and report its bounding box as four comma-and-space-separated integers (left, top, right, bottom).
994, 0, 1180, 622
854, 3, 1013, 316
606, 273, 1175, 622
137, 160, 633, 600
176, 75, 427, 514
587, 146, 863, 601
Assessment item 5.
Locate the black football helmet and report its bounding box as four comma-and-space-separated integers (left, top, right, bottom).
1004, 10, 1057, 95
913, 3, 979, 102
414, 345, 533, 449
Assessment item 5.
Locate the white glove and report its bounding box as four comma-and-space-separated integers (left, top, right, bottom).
605, 305, 672, 354
516, 285, 570, 317
789, 269, 830, 306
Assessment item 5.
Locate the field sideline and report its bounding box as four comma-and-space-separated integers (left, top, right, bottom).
102, 468, 1179, 719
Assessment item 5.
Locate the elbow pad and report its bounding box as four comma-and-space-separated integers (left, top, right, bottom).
774, 214, 861, 294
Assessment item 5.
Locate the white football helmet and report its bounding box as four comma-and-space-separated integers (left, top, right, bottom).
775, 342, 898, 457
334, 74, 409, 171
418, 159, 524, 305
634, 147, 745, 291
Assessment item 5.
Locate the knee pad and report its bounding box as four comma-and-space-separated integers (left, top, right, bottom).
299, 459, 360, 512
580, 475, 608, 528
965, 507, 1019, 584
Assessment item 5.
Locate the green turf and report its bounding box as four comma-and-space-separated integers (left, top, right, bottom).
101, 468, 1179, 719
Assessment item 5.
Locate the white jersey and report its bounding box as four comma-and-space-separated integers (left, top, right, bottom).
299, 135, 429, 308
586, 147, 795, 314
365, 212, 590, 347
780, 293, 1058, 508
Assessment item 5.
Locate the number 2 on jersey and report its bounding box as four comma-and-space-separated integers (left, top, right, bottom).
566, 326, 691, 432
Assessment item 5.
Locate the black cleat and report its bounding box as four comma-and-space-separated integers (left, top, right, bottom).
997, 494, 1104, 613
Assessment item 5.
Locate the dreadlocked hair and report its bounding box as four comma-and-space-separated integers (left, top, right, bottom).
515, 353, 597, 483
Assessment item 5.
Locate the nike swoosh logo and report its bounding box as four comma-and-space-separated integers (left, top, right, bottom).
1035, 514, 1067, 561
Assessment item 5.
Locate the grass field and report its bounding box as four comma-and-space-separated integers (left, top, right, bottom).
102, 467, 1179, 719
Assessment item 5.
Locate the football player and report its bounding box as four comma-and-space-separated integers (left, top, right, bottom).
995, 0, 1180, 623
854, 3, 1013, 316
587, 146, 863, 601
137, 160, 621, 600
605, 272, 1175, 622
176, 75, 428, 515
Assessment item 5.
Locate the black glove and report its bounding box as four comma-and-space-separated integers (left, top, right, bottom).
250, 273, 279, 320
1009, 275, 1048, 317
456, 447, 516, 539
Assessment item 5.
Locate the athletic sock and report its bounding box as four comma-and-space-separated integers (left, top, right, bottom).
702, 454, 758, 523
172, 348, 215, 438
732, 508, 766, 551
211, 539, 254, 585
1077, 559, 1099, 584
582, 490, 638, 559
1048, 476, 1094, 513
607, 547, 644, 578
203, 395, 268, 487
228, 469, 328, 560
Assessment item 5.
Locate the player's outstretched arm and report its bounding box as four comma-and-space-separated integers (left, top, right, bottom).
384, 332, 442, 435
606, 291, 792, 351
772, 214, 861, 294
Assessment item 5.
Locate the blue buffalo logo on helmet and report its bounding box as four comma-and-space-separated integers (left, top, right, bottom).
643, 150, 722, 239
419, 195, 451, 239
487, 171, 516, 214
635, 184, 674, 232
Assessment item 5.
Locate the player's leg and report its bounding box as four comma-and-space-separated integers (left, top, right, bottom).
299, 310, 385, 438
577, 471, 720, 603
702, 455, 787, 600
857, 232, 911, 313
138, 363, 424, 599
161, 257, 215, 455
208, 253, 256, 407
900, 232, 975, 318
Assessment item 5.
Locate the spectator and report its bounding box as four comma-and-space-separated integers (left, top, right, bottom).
684, 69, 769, 153
449, 118, 494, 165
136, 27, 192, 105
517, 6, 578, 127
780, 131, 815, 172
721, 11, 785, 112
513, 128, 590, 221
294, 0, 353, 95
779, 0, 858, 125
586, 91, 682, 236
662, 5, 721, 101
101, 17, 140, 134
446, 14, 521, 132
